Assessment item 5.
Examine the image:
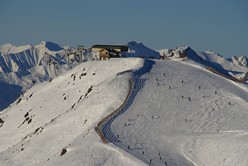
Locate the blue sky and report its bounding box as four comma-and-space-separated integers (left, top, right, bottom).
0, 0, 247, 57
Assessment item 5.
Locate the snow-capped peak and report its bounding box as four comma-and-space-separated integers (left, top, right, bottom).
0, 43, 32, 54
159, 45, 190, 58
36, 41, 64, 52
124, 41, 160, 59
204, 50, 224, 58
229, 55, 248, 68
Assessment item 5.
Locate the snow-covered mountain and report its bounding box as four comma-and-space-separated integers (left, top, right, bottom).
123, 41, 160, 59
0, 41, 77, 111
228, 55, 248, 68
158, 46, 248, 83
1, 58, 248, 166
0, 43, 33, 55
158, 46, 189, 59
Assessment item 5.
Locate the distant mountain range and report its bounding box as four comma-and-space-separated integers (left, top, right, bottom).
0, 41, 247, 111
228, 55, 248, 68
0, 41, 75, 110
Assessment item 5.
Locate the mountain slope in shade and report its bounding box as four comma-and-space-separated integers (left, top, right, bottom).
0, 82, 22, 111
41, 41, 63, 52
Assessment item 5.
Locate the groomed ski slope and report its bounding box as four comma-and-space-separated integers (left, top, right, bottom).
109, 59, 248, 165
99, 60, 154, 143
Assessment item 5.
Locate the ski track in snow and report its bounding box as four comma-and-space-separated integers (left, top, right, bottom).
99, 60, 194, 166
100, 60, 154, 142
100, 78, 146, 143
99, 60, 154, 161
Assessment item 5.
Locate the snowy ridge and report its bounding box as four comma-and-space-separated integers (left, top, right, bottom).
158, 46, 189, 59
0, 43, 33, 54
197, 52, 247, 82
158, 46, 248, 83
124, 41, 160, 59
228, 55, 248, 68
37, 41, 64, 52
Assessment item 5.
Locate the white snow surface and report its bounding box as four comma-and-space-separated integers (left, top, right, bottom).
1, 58, 248, 166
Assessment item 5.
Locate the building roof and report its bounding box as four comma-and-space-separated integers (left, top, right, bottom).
92, 45, 128, 52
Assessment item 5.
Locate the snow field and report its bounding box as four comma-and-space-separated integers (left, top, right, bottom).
110, 60, 248, 165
